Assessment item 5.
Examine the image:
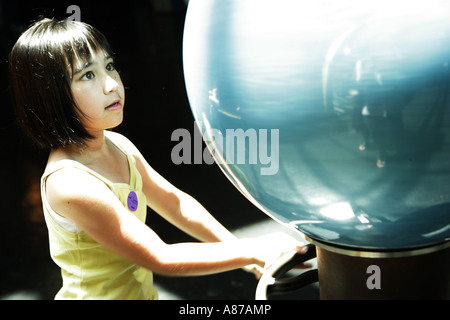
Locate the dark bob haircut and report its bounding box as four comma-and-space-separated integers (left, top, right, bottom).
9, 18, 115, 149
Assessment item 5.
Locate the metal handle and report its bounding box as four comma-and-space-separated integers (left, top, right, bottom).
255, 243, 318, 300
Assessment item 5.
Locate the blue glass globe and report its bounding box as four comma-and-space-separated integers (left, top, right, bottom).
183, 0, 450, 250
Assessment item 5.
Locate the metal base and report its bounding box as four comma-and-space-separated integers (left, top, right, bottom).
316, 243, 450, 299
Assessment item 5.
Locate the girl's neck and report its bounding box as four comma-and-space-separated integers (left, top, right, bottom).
64, 129, 109, 160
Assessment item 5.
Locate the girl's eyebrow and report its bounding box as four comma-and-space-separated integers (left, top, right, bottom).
74, 60, 93, 75
73, 55, 113, 75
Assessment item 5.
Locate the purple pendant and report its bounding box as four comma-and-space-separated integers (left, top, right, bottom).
127, 191, 138, 212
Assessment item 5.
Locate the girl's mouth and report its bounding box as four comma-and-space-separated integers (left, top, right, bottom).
105, 100, 122, 111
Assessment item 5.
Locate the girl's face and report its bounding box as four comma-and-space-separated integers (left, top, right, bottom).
70, 50, 125, 135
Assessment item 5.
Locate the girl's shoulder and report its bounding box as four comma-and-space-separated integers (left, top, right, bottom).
43, 150, 102, 185
105, 131, 145, 164
104, 129, 127, 143
105, 130, 139, 155
43, 154, 115, 207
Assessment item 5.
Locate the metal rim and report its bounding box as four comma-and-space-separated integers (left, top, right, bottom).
303, 235, 450, 258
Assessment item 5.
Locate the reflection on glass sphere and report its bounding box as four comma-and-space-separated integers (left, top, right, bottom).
183, 0, 450, 250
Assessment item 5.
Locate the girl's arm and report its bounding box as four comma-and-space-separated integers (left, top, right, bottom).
111, 132, 241, 243
45, 166, 304, 276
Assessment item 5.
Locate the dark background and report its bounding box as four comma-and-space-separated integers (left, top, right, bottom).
0, 0, 318, 299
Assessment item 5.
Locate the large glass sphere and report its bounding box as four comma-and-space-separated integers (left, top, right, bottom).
183, 0, 450, 250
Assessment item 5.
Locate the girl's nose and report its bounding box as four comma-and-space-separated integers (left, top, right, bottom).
104, 75, 119, 94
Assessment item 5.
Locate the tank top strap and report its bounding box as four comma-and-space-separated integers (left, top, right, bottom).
127, 152, 141, 190
105, 131, 142, 191
42, 159, 115, 190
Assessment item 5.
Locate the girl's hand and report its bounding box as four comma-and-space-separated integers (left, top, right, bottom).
242, 264, 265, 279
248, 232, 309, 273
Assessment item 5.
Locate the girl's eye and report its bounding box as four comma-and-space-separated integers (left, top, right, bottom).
106, 62, 115, 71
81, 71, 95, 81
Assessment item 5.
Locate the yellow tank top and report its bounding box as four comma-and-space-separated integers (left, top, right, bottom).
40, 131, 158, 300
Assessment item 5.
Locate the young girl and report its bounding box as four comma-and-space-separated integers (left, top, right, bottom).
9, 18, 306, 299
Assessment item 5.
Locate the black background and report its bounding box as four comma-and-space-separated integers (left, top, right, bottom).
0, 0, 317, 300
